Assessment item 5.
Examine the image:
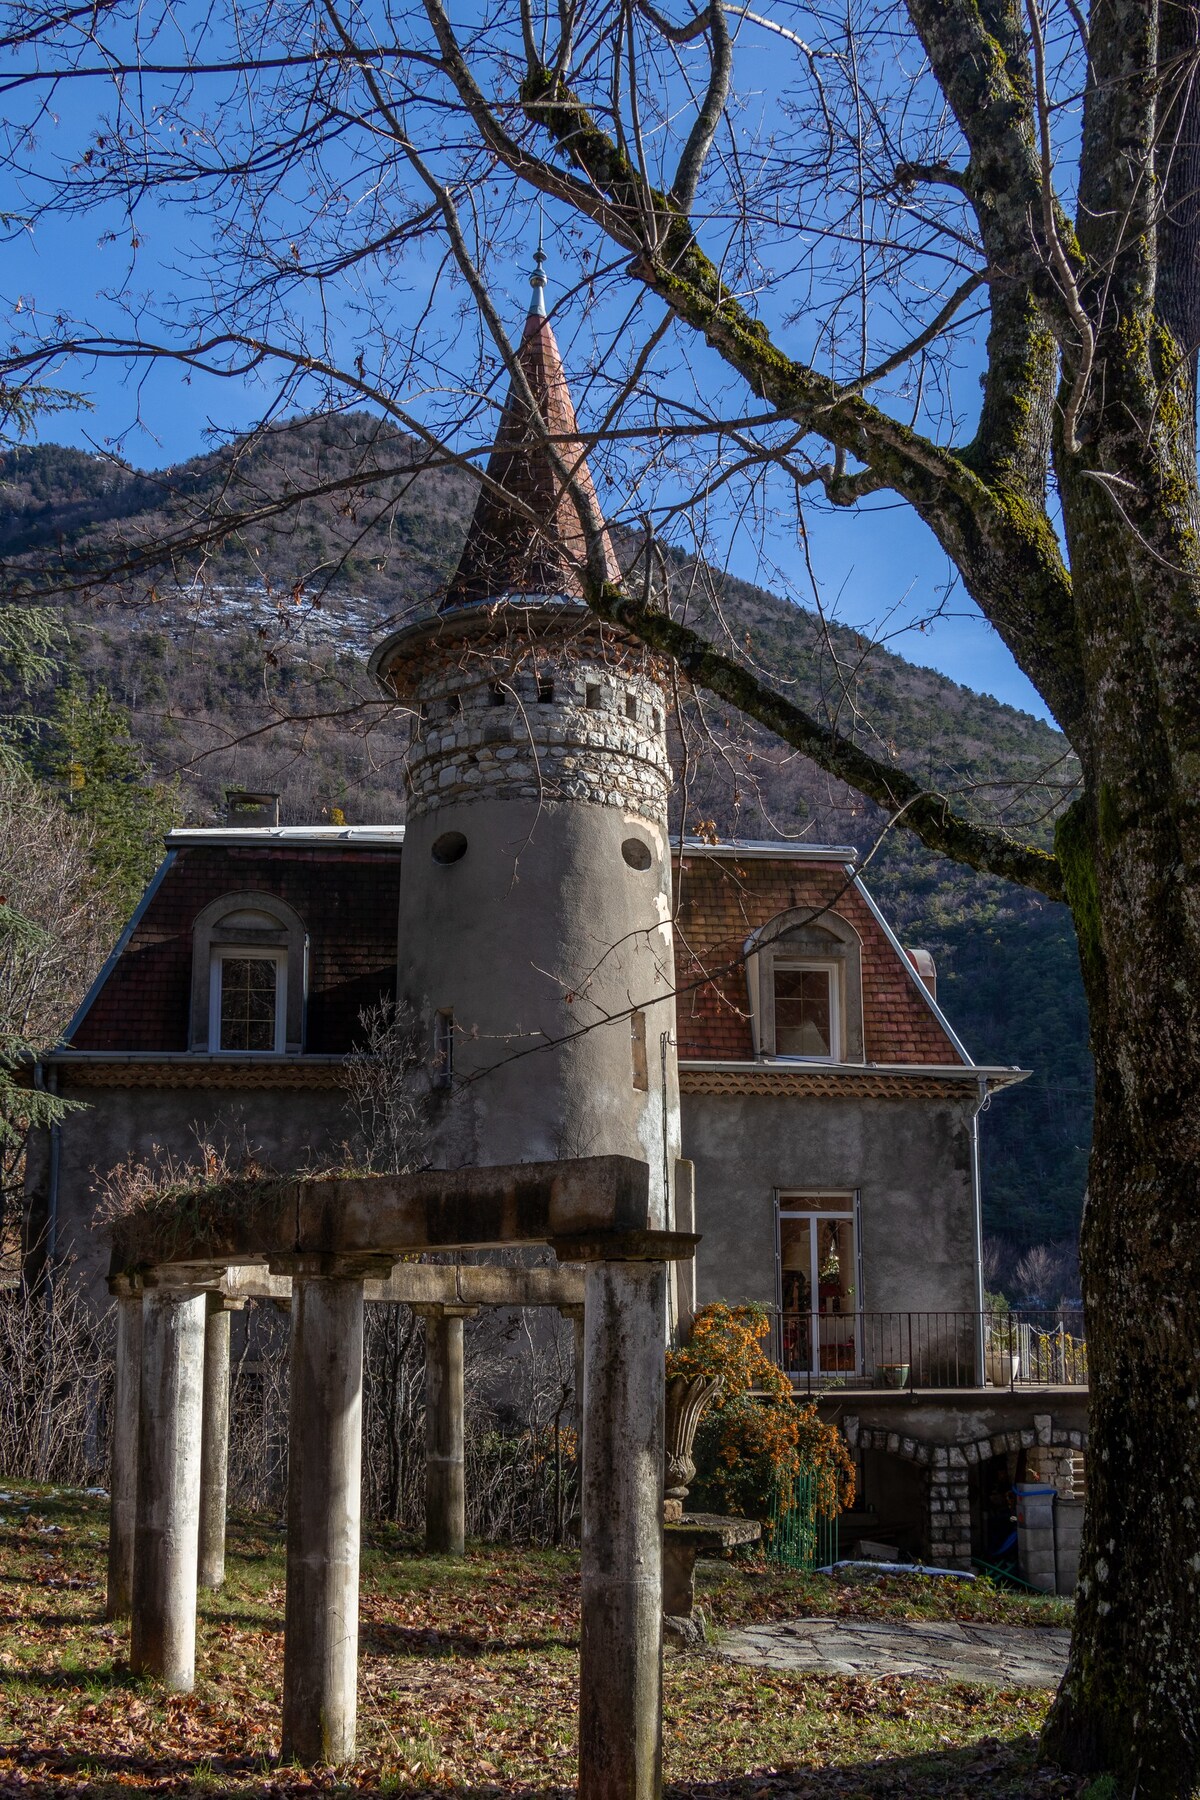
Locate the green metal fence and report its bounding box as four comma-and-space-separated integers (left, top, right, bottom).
767, 1466, 840, 1572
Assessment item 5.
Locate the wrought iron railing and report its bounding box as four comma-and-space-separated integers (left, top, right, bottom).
769, 1307, 1088, 1391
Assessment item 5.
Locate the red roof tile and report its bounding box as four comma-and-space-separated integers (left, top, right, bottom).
72, 846, 402, 1054
444, 303, 618, 608
671, 854, 966, 1066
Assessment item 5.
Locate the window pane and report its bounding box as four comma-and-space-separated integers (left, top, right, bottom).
219, 957, 277, 1052
774, 966, 832, 1056
780, 1217, 811, 1316
779, 1194, 854, 1215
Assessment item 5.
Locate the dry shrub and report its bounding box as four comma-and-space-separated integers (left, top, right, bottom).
0, 1274, 113, 1485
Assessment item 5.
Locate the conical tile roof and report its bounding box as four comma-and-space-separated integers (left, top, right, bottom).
443, 281, 618, 610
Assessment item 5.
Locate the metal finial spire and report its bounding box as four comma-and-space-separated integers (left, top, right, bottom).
530, 214, 547, 317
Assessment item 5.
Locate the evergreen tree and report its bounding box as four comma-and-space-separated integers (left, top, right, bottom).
35, 676, 180, 916
0, 606, 66, 765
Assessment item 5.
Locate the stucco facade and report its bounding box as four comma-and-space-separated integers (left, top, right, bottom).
25, 1069, 352, 1311
680, 1087, 981, 1318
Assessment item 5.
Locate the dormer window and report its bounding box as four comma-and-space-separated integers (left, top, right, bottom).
190, 893, 307, 1054
746, 910, 864, 1064
210, 948, 286, 1053
773, 962, 839, 1059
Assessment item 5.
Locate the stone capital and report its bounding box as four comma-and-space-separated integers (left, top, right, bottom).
413, 1302, 479, 1321
141, 1264, 226, 1295
207, 1290, 245, 1314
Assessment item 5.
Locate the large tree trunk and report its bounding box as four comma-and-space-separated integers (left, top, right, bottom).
1042, 344, 1200, 1786
1043, 865, 1200, 1790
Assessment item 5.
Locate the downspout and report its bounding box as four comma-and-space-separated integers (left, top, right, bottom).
971, 1074, 989, 1386
32, 1061, 61, 1300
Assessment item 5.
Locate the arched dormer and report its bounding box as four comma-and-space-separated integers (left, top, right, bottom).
189, 892, 307, 1054
744, 908, 865, 1063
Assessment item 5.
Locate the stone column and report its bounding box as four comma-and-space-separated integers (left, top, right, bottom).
131, 1280, 207, 1690
198, 1294, 235, 1590
671, 1161, 696, 1341
927, 1453, 972, 1570
420, 1305, 473, 1556
1014, 1482, 1058, 1592
281, 1258, 374, 1766
105, 1275, 142, 1621
578, 1257, 667, 1800
559, 1304, 586, 1434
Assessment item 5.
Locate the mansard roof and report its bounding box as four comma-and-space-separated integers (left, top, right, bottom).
66, 838, 402, 1056
673, 849, 974, 1067
443, 293, 618, 610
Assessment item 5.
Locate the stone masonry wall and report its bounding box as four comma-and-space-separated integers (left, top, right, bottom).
400, 624, 672, 823
844, 1413, 1088, 1570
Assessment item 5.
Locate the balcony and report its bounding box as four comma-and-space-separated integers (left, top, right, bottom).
770, 1307, 1088, 1392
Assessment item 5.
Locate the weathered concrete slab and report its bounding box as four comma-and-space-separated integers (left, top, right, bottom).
108, 1155, 670, 1275
219, 1259, 586, 1308
720, 1616, 1071, 1688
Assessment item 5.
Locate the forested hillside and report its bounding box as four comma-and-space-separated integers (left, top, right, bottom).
0, 416, 1091, 1270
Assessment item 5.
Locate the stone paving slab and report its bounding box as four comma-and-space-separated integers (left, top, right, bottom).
720, 1616, 1071, 1688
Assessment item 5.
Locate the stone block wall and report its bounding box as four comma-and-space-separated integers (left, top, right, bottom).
843, 1411, 1088, 1575
395, 620, 673, 823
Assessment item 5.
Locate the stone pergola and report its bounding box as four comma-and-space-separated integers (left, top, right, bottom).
103, 1154, 691, 1799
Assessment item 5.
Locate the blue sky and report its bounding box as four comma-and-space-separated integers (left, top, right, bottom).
5, 142, 1057, 730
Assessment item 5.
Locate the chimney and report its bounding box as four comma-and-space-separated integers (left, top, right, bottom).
905, 947, 937, 999
225, 789, 281, 828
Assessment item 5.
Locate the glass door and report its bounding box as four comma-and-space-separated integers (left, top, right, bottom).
778, 1195, 858, 1375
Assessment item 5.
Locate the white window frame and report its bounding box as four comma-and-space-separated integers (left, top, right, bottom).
208, 946, 287, 1056
776, 1190, 862, 1376
770, 957, 841, 1062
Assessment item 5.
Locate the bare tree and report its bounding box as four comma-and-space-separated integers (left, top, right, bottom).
1013, 1243, 1061, 1308
339, 999, 430, 1175
0, 0, 1197, 1779
0, 764, 118, 1260
0, 1268, 112, 1484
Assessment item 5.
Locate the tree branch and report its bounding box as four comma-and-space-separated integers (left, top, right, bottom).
515, 59, 1084, 736
589, 582, 1065, 898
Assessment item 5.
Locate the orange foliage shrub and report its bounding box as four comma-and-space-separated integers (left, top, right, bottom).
667, 1302, 856, 1523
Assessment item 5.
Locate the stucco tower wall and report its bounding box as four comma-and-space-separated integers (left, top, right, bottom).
388, 609, 680, 1229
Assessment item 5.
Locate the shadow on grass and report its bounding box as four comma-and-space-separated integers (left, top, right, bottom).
0, 1742, 1088, 1798
0, 1662, 143, 1693
359, 1620, 578, 1659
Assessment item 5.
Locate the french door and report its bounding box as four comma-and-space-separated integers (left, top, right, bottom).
777, 1193, 860, 1376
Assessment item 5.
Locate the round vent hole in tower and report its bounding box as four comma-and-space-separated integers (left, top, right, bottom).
432, 831, 468, 865
622, 837, 653, 871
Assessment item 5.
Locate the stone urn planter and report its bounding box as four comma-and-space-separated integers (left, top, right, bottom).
663, 1373, 722, 1522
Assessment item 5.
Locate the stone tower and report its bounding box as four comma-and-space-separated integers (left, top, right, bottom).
369, 258, 680, 1230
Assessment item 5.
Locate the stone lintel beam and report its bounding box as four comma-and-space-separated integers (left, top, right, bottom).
369, 1262, 587, 1308
107, 1154, 653, 1278
211, 1260, 589, 1309
268, 1251, 397, 1282
222, 1265, 293, 1302
140, 1264, 229, 1293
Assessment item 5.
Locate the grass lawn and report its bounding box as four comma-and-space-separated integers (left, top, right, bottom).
0, 1483, 1087, 1798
